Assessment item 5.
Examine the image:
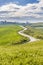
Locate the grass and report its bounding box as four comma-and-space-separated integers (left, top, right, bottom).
24, 26, 43, 39
30, 22, 43, 27
0, 40, 43, 65
0, 24, 43, 65
0, 25, 29, 45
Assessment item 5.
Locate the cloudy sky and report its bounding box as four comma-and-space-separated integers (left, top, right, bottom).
0, 0, 43, 23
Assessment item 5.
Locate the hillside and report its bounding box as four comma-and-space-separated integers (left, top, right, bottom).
24, 23, 43, 39
30, 22, 43, 27
0, 40, 43, 65
0, 24, 43, 65
0, 25, 29, 45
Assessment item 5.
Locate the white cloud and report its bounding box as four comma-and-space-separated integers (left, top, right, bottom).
0, 0, 43, 22
0, 3, 22, 11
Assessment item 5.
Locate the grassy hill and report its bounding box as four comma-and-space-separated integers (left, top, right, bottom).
30, 22, 43, 27
0, 25, 29, 45
0, 40, 43, 65
24, 25, 43, 39
0, 24, 43, 65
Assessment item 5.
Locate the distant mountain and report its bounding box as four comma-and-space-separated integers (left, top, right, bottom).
31, 22, 43, 27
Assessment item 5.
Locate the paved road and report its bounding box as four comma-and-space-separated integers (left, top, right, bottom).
18, 26, 38, 42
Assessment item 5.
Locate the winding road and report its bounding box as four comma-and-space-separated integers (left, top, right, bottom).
18, 26, 38, 42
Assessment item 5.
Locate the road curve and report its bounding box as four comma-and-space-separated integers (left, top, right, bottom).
18, 26, 38, 42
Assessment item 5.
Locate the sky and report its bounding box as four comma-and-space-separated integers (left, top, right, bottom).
0, 0, 43, 23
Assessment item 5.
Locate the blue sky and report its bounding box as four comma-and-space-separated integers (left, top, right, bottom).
0, 0, 39, 6
0, 0, 43, 23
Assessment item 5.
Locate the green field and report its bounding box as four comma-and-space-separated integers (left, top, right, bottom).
30, 22, 43, 27
0, 40, 43, 65
24, 25, 43, 39
0, 24, 43, 65
0, 25, 29, 45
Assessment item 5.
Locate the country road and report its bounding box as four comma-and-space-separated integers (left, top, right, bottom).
18, 26, 38, 42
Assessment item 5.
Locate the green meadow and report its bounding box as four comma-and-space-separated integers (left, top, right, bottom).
0, 25, 29, 45
24, 25, 43, 39
0, 24, 43, 65
0, 40, 43, 65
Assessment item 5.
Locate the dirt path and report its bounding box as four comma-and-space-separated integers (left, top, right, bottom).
18, 26, 38, 42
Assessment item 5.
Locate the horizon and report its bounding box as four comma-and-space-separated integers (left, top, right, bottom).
0, 20, 43, 24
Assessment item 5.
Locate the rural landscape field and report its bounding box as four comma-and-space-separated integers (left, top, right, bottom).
0, 0, 43, 65
0, 23, 43, 65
